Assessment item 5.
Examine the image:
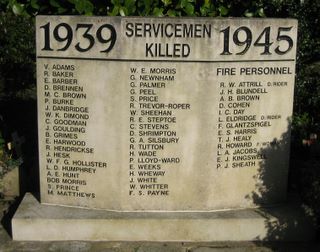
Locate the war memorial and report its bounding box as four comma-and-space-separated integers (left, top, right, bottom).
11, 16, 315, 241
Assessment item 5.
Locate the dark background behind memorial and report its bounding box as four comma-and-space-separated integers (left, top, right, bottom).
0, 0, 319, 234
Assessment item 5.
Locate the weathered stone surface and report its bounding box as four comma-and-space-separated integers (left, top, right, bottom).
2, 198, 318, 250
2, 166, 19, 198
36, 16, 298, 211
12, 193, 315, 241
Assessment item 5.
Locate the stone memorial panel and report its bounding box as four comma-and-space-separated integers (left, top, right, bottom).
36, 16, 297, 211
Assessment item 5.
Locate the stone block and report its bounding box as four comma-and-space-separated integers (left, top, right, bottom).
12, 193, 315, 242
36, 16, 298, 211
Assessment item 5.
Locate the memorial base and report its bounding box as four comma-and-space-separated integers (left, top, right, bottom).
12, 193, 315, 242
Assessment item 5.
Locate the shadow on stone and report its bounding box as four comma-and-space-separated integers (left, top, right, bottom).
245, 118, 316, 242
1, 196, 22, 237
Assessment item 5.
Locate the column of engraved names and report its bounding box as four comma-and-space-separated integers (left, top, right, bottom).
41, 62, 106, 199
128, 67, 137, 196
216, 66, 274, 169
128, 66, 190, 197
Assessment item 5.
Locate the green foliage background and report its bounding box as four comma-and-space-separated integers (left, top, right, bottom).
0, 0, 319, 229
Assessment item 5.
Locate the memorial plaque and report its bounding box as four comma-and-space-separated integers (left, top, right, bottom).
36, 16, 297, 211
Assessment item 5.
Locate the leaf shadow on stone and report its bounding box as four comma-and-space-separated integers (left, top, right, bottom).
1, 196, 22, 237
245, 118, 317, 247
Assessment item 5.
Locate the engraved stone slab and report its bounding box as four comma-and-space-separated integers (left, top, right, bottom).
36, 16, 297, 211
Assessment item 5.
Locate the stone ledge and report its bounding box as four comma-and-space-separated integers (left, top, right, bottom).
12, 193, 315, 241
